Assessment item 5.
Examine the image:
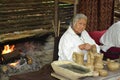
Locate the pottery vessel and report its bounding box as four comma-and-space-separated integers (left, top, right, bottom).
99, 69, 108, 77
94, 54, 104, 71
72, 52, 84, 65
51, 61, 93, 80
107, 59, 120, 71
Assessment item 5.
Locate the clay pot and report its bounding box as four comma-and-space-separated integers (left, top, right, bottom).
107, 59, 120, 71
99, 69, 108, 77
72, 52, 84, 65
93, 71, 99, 77
94, 54, 104, 71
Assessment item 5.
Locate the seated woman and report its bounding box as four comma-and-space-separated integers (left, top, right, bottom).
100, 21, 120, 59
58, 13, 100, 61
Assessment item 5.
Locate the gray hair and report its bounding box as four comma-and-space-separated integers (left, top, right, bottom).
71, 13, 87, 27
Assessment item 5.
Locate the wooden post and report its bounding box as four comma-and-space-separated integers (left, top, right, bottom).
74, 0, 78, 16
53, 0, 59, 61
53, 0, 79, 61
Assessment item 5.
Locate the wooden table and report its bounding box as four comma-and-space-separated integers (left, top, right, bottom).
9, 64, 120, 80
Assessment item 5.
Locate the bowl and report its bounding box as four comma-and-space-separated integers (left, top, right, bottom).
51, 61, 93, 80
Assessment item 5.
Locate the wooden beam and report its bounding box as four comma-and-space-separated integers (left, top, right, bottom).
59, 0, 76, 4
0, 29, 52, 43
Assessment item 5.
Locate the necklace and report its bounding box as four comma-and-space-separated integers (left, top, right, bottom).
80, 35, 85, 43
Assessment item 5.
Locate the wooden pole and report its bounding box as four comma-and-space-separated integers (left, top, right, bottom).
53, 0, 79, 61
53, 0, 59, 61
74, 0, 78, 16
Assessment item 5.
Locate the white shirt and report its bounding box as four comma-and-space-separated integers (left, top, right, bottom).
100, 21, 120, 52
58, 26, 100, 61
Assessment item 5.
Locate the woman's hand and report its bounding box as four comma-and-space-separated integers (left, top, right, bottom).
79, 43, 92, 50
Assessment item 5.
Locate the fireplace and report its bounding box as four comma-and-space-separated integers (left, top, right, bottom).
0, 33, 54, 80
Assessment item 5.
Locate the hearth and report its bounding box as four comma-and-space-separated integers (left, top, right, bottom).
0, 45, 21, 64
0, 34, 54, 80
0, 44, 33, 65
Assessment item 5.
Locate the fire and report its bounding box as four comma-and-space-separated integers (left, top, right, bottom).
2, 45, 15, 54
8, 60, 20, 67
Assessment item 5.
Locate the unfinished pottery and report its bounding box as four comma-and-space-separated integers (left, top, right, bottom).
99, 69, 108, 77
85, 51, 95, 71
94, 54, 104, 71
72, 52, 84, 65
107, 59, 120, 71
51, 61, 93, 80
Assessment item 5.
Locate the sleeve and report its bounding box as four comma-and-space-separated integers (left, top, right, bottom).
82, 30, 100, 53
100, 22, 120, 52
58, 36, 81, 61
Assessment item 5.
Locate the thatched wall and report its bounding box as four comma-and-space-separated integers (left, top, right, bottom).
0, 0, 74, 34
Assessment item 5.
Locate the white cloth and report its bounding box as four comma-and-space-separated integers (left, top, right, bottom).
58, 26, 100, 61
100, 21, 120, 52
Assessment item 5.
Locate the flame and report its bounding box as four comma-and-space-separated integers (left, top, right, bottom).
9, 61, 19, 67
2, 45, 15, 54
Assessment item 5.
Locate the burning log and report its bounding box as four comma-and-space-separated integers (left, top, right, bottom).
0, 50, 21, 64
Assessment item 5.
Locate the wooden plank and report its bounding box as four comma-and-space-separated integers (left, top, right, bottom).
0, 3, 54, 9
0, 0, 54, 3
0, 14, 53, 22
0, 21, 53, 28
0, 29, 53, 42
0, 8, 54, 15
0, 7, 54, 12
59, 0, 75, 4
0, 25, 53, 34
0, 15, 53, 21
